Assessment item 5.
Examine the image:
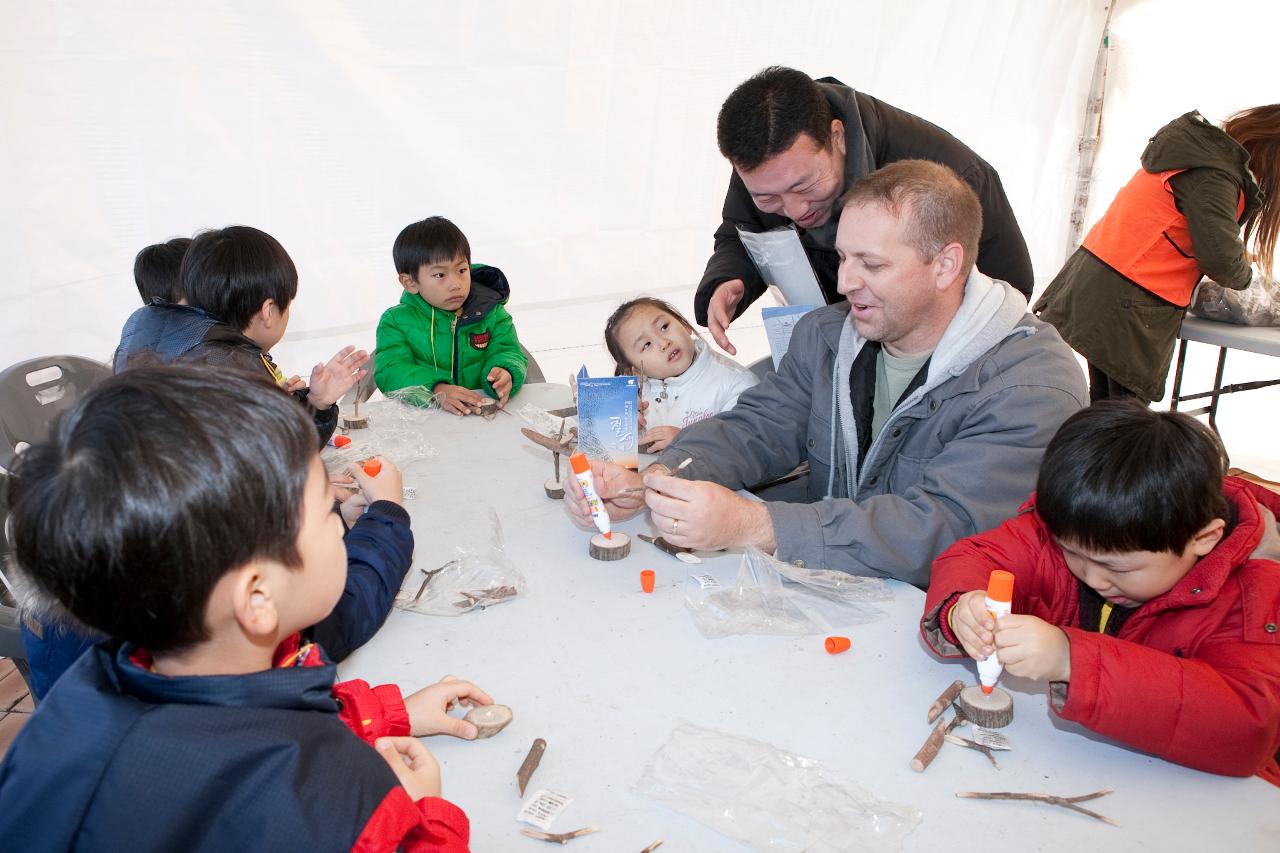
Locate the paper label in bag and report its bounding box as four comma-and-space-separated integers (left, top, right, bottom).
517, 789, 573, 830
692, 573, 722, 590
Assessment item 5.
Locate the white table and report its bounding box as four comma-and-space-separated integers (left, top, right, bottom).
1171, 316, 1280, 431
341, 384, 1278, 852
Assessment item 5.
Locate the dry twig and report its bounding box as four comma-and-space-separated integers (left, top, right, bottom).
945, 733, 1001, 769
956, 789, 1118, 826
520, 826, 600, 844
927, 680, 965, 723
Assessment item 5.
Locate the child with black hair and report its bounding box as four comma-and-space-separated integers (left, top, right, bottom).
132, 236, 192, 304
0, 364, 494, 850
375, 216, 528, 416
115, 225, 368, 446
921, 400, 1280, 783
604, 297, 757, 451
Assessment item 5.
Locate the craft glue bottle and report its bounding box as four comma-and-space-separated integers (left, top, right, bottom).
570, 452, 612, 539
976, 570, 1015, 694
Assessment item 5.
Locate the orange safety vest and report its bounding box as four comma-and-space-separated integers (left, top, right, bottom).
1082, 168, 1246, 307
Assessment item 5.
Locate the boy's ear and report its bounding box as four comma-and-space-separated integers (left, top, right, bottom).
398, 273, 420, 294
230, 563, 280, 640
1189, 517, 1227, 557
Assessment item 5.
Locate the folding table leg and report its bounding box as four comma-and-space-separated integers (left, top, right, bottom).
1169, 339, 1190, 412
1207, 347, 1228, 433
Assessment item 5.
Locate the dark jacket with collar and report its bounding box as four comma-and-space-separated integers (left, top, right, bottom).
0, 639, 469, 851
696, 79, 1034, 324
113, 300, 338, 445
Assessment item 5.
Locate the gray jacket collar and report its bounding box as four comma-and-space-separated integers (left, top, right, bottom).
825, 271, 1031, 496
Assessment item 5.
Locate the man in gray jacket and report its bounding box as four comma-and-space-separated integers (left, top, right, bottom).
565, 160, 1086, 587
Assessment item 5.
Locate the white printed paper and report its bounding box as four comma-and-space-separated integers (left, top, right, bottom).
970, 726, 1012, 750
692, 573, 722, 590
517, 789, 574, 830
737, 226, 825, 308
762, 304, 817, 369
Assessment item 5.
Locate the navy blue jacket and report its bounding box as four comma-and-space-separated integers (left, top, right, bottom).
0, 641, 468, 851
20, 500, 414, 700
113, 300, 339, 445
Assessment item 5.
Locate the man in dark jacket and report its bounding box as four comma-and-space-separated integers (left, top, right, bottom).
699, 66, 1033, 355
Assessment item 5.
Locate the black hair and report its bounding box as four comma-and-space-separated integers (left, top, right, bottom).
6, 362, 317, 653
393, 216, 472, 277
133, 237, 193, 304
603, 297, 696, 376
716, 66, 834, 171
1036, 400, 1231, 554
181, 226, 298, 331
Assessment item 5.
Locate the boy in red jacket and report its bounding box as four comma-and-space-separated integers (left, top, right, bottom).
0, 364, 491, 850
921, 400, 1280, 784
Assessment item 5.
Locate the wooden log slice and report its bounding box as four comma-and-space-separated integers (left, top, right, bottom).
342, 415, 370, 430
543, 477, 565, 500
465, 703, 513, 739
588, 532, 630, 561
957, 685, 1014, 728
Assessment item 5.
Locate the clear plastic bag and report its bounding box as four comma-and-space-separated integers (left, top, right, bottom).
635, 721, 922, 852
396, 509, 526, 616
684, 548, 890, 639
1191, 273, 1280, 326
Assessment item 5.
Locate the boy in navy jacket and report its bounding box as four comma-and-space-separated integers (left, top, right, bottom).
0, 364, 495, 850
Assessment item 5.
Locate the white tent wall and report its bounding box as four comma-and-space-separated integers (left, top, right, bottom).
3, 2, 1272, 473
1, 1, 1105, 367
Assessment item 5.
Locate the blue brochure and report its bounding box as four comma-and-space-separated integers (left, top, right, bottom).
576, 365, 639, 469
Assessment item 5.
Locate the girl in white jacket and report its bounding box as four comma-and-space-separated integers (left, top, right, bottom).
604, 297, 758, 451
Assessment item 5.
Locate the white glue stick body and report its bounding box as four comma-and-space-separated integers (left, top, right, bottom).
976, 570, 1016, 694
570, 452, 612, 539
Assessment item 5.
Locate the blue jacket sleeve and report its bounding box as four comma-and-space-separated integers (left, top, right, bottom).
310, 501, 414, 661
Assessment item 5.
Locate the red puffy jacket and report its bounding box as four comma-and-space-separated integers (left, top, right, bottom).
921, 477, 1280, 785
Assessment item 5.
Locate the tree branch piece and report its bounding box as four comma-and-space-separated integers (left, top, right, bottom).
520, 826, 600, 844
945, 733, 1000, 769
516, 738, 547, 797
927, 680, 966, 723
956, 789, 1118, 826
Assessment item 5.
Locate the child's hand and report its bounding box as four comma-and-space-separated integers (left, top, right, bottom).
637, 399, 649, 430
375, 736, 441, 801
435, 384, 485, 416
994, 615, 1072, 682
403, 675, 496, 739
338, 488, 369, 526
346, 457, 403, 506
487, 367, 513, 406
284, 374, 307, 394
308, 346, 370, 408
948, 590, 997, 659
639, 425, 679, 453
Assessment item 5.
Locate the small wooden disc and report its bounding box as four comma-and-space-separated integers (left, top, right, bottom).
957, 685, 1014, 728
544, 477, 565, 500
342, 416, 369, 430
465, 703, 513, 739
588, 532, 630, 561
478, 400, 499, 420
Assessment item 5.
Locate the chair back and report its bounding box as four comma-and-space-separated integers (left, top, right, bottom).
0, 356, 112, 472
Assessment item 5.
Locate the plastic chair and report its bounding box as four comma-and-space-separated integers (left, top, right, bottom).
342, 345, 546, 405
0, 356, 112, 472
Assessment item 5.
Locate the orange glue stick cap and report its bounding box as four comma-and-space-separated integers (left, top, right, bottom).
333, 435, 352, 448
640, 569, 655, 593
824, 636, 851, 655
986, 570, 1015, 604
569, 452, 589, 475
980, 684, 994, 695
362, 459, 382, 477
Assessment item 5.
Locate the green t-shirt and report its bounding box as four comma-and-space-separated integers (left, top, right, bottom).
871, 348, 932, 441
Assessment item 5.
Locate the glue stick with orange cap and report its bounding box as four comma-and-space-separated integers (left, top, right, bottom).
976, 569, 1015, 694
569, 452, 612, 539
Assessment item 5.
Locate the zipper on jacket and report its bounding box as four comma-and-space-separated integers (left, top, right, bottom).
450, 314, 460, 384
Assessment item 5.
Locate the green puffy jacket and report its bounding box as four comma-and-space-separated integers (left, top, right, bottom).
374, 264, 528, 401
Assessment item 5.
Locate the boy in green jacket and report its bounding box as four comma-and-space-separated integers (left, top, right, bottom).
375, 216, 528, 415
